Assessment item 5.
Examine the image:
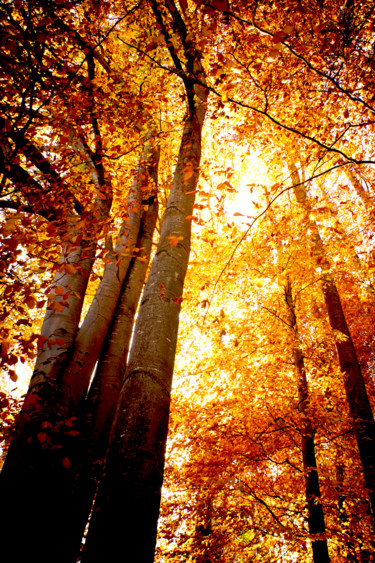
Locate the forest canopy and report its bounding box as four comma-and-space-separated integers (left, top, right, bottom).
1, 0, 375, 562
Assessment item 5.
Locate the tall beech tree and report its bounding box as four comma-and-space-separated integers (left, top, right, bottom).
0, 2, 161, 560
81, 1, 209, 559
1, 0, 375, 561
289, 161, 375, 520
85, 146, 160, 477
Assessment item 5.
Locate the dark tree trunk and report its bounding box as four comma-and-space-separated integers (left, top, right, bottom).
322, 278, 375, 518
0, 173, 107, 563
284, 279, 330, 563
290, 162, 375, 522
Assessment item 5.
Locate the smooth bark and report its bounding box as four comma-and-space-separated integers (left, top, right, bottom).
0, 139, 156, 563
0, 127, 108, 563
86, 195, 159, 477
0, 236, 97, 563
50, 197, 160, 563
81, 68, 208, 562
61, 136, 159, 410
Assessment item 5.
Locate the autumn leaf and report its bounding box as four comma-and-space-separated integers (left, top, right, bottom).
183, 162, 194, 183
1, 340, 10, 356
212, 0, 228, 10
37, 432, 47, 443
221, 91, 229, 103
36, 335, 48, 348
26, 296, 36, 309
273, 31, 288, 43
62, 457, 71, 469
166, 236, 184, 246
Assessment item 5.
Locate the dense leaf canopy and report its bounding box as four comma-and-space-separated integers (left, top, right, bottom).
1, 1, 375, 561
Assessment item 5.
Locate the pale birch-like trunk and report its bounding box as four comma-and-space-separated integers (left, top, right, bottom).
52, 195, 160, 563
86, 194, 159, 477
60, 136, 159, 410
81, 74, 208, 562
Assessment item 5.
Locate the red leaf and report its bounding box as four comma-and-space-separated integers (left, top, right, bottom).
7, 354, 18, 366
62, 457, 71, 469
213, 0, 228, 10
41, 421, 52, 430
26, 296, 36, 309
1, 340, 10, 356
37, 335, 48, 349
273, 31, 288, 43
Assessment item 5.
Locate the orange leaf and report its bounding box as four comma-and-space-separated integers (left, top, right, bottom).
183, 162, 193, 182
64, 264, 78, 274
166, 236, 184, 246
48, 302, 64, 312
273, 31, 288, 43
1, 340, 10, 356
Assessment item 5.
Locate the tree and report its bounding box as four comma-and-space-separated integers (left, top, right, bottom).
0, 1, 161, 560
80, 1, 209, 559
289, 161, 375, 519
2, 0, 375, 561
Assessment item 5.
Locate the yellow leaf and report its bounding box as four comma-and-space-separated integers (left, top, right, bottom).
222, 91, 229, 103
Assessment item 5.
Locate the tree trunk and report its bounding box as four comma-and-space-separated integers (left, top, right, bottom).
284, 278, 330, 563
0, 153, 104, 563
0, 238, 97, 563
81, 72, 208, 562
316, 176, 375, 296
60, 135, 159, 410
51, 197, 160, 563
290, 162, 375, 521
86, 194, 159, 479
334, 459, 360, 562
0, 140, 155, 563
